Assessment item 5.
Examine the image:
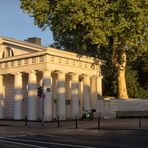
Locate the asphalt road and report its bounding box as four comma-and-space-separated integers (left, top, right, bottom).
0, 129, 148, 148
0, 119, 148, 148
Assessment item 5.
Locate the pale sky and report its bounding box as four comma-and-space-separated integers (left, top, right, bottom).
0, 0, 54, 46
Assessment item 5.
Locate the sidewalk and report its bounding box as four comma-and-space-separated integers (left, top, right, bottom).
1, 118, 148, 129
0, 119, 148, 138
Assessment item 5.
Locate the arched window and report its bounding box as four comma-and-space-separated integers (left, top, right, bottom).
2, 47, 14, 58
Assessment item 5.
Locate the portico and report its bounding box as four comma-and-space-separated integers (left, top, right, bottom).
0, 37, 102, 121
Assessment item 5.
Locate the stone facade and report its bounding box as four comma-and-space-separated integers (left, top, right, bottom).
0, 37, 103, 121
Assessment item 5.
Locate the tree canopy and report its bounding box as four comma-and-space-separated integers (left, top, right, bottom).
20, 0, 148, 99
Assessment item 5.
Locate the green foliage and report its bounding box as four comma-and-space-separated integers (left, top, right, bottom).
126, 50, 148, 98
20, 0, 148, 97
126, 66, 148, 98
20, 0, 147, 51
106, 51, 148, 98
104, 64, 148, 98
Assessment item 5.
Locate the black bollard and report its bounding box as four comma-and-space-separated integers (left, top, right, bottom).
98, 115, 100, 129
25, 115, 27, 126
139, 117, 141, 128
57, 116, 60, 128
75, 116, 78, 128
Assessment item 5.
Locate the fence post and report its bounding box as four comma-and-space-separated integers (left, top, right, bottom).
98, 115, 100, 129
57, 116, 60, 128
75, 116, 78, 128
25, 115, 27, 126
139, 117, 141, 128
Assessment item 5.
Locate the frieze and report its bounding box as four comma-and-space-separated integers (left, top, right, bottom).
24, 59, 28, 64
85, 63, 87, 68
65, 59, 69, 64
0, 54, 100, 75
39, 56, 44, 62
17, 60, 21, 65
79, 62, 81, 67
58, 58, 62, 63
11, 61, 14, 66
51, 57, 54, 62
5, 62, 8, 68
32, 58, 36, 64
48, 55, 99, 71
73, 60, 76, 65
90, 64, 95, 70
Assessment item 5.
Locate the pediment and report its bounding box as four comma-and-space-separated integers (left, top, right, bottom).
0, 37, 47, 59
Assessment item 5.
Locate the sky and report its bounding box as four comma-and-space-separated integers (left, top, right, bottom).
0, 0, 54, 46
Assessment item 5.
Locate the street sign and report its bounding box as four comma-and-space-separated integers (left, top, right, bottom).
47, 88, 51, 92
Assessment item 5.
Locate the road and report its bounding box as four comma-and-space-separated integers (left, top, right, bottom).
0, 119, 148, 148
0, 129, 148, 148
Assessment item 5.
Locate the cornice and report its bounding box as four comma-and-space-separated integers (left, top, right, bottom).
0, 36, 47, 52
46, 48, 94, 63
0, 51, 47, 62
0, 36, 103, 65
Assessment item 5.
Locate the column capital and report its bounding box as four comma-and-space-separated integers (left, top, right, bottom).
55, 70, 66, 75
70, 73, 79, 82
0, 75, 3, 79
43, 69, 53, 72
14, 72, 22, 76
28, 70, 36, 74
11, 72, 22, 76
82, 74, 88, 77
56, 71, 66, 80
43, 70, 51, 77
69, 72, 78, 76
97, 76, 103, 79
82, 74, 90, 82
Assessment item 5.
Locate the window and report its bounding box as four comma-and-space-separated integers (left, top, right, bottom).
1, 47, 14, 58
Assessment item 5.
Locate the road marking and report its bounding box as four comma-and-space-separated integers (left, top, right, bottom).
5, 137, 97, 148
8, 135, 24, 138
45, 134, 59, 138
0, 139, 47, 148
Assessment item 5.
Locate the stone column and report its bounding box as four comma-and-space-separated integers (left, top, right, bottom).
83, 75, 91, 110
0, 75, 4, 119
71, 73, 79, 119
13, 72, 23, 120
96, 76, 103, 115
91, 76, 97, 109
57, 71, 66, 120
28, 70, 37, 120
52, 75, 58, 119
97, 76, 103, 97
42, 70, 52, 121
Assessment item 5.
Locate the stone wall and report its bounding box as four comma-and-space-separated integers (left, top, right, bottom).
97, 98, 148, 118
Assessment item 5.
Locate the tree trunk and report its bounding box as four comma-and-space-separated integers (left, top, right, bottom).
111, 37, 128, 99
117, 66, 128, 99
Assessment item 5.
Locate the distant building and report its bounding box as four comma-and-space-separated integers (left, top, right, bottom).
0, 37, 102, 121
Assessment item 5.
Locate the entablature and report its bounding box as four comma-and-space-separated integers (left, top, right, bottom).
0, 51, 101, 77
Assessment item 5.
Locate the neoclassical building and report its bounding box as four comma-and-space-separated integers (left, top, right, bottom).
0, 37, 102, 121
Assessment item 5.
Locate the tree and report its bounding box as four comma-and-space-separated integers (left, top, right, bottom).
20, 0, 147, 99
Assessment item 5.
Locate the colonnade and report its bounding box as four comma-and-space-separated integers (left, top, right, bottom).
0, 70, 102, 121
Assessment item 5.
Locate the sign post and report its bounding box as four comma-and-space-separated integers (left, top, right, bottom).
37, 86, 45, 126
41, 93, 45, 126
